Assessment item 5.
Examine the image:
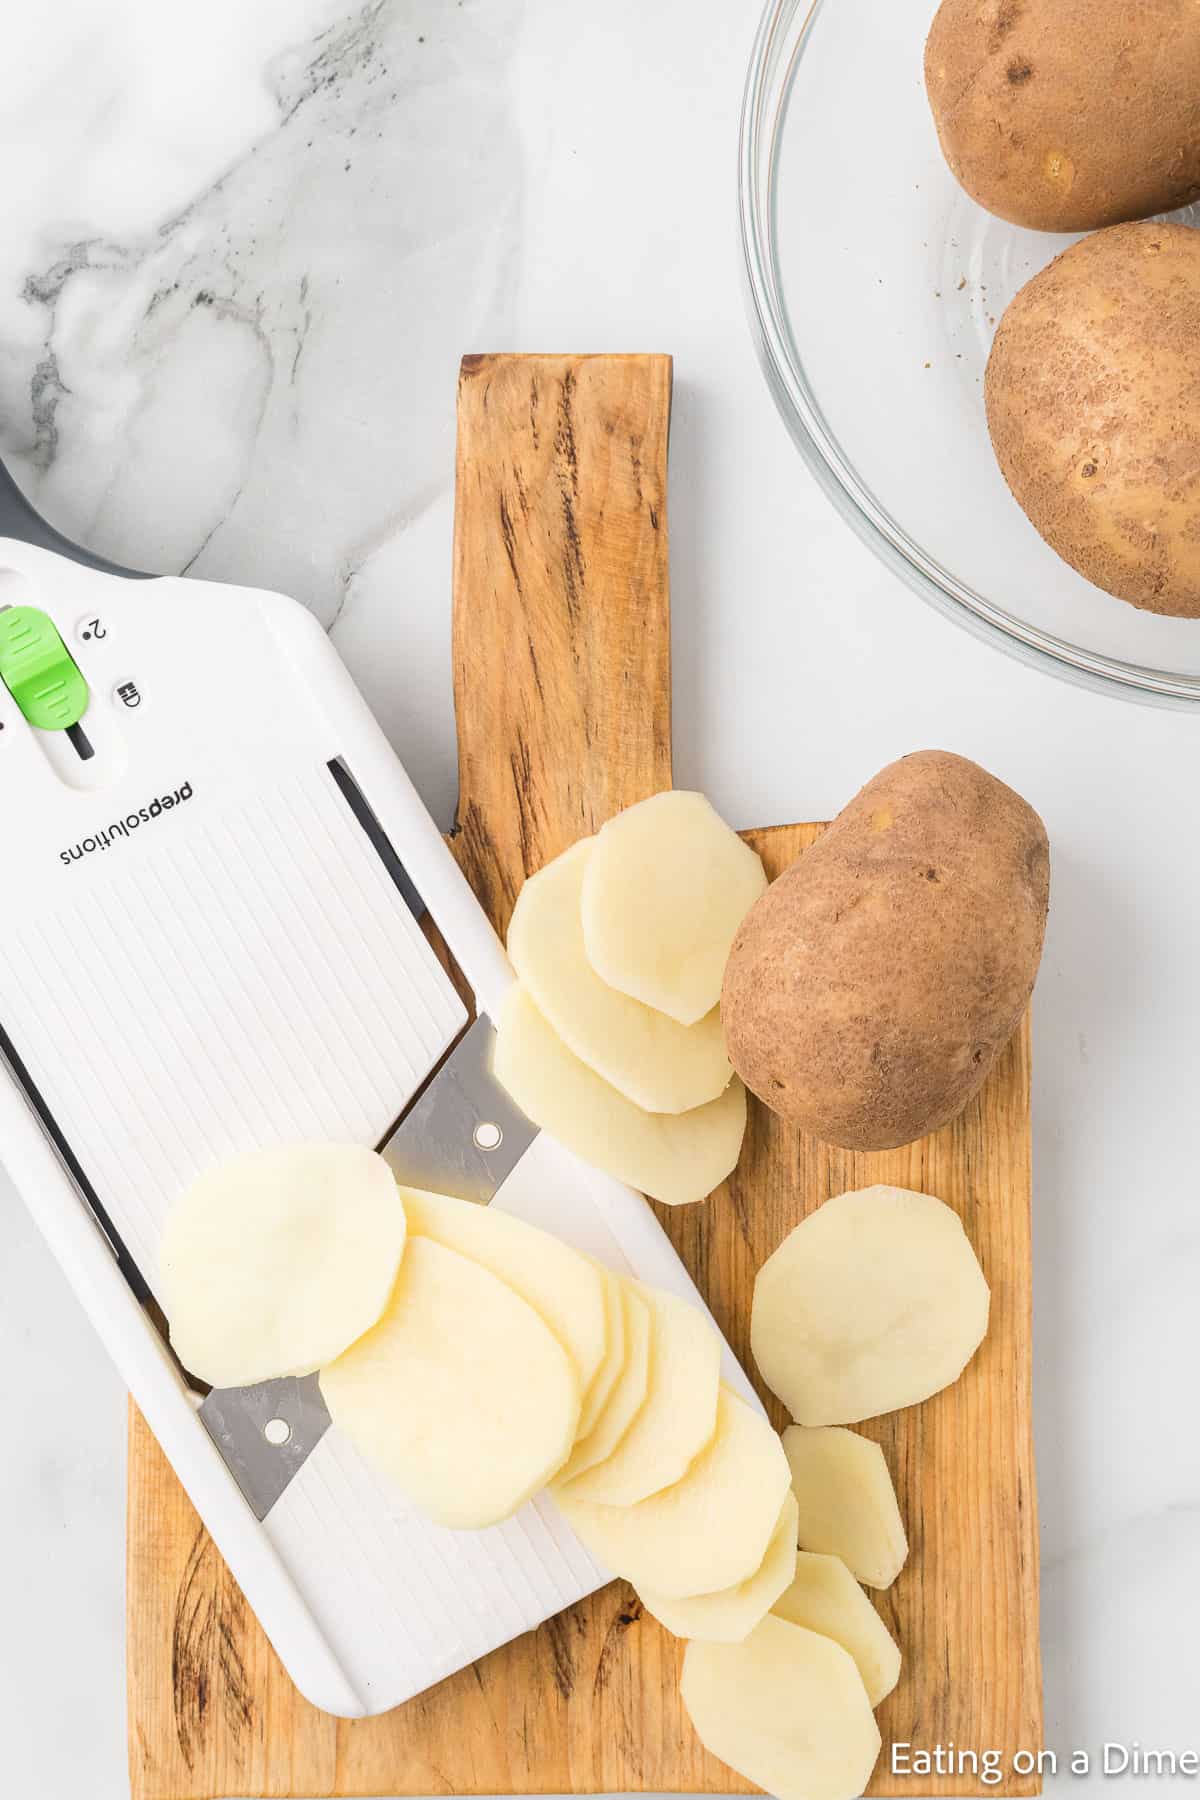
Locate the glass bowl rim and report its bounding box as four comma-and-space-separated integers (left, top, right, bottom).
737, 0, 1200, 710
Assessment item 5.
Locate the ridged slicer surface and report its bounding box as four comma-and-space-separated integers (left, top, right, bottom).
0, 762, 466, 1283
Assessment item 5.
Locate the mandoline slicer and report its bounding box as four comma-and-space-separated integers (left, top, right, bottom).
0, 471, 753, 1720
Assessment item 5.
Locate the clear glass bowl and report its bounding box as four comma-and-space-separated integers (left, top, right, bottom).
739, 0, 1200, 706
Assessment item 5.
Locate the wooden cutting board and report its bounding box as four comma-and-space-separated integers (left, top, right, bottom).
126, 353, 1042, 1800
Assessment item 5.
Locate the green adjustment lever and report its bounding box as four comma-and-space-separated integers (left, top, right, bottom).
0, 604, 89, 729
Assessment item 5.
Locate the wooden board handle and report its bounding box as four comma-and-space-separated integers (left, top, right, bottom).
450, 353, 673, 931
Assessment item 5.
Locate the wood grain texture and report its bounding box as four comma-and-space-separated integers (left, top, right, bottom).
126, 353, 1041, 1800
451, 352, 673, 930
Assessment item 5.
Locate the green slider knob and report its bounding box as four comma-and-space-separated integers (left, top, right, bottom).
0, 604, 90, 729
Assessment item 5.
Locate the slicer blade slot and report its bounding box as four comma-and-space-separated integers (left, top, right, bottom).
325, 756, 426, 922
66, 721, 95, 762
0, 1017, 150, 1302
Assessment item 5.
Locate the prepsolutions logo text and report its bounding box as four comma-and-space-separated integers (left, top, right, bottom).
59, 782, 194, 865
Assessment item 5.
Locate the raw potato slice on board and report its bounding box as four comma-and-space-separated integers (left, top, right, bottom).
640, 1492, 799, 1643
494, 985, 746, 1207
752, 1184, 991, 1424
319, 1236, 579, 1529
784, 1425, 908, 1589
578, 1264, 629, 1438
561, 1280, 722, 1505
160, 1143, 406, 1390
400, 1186, 608, 1399
507, 837, 734, 1113
556, 1280, 652, 1484
774, 1552, 902, 1707
680, 1614, 881, 1800
581, 790, 768, 1025
554, 1385, 791, 1598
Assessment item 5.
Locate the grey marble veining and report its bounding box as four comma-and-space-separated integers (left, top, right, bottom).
2, 0, 522, 624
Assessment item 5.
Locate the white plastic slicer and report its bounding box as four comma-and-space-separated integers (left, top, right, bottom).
0, 473, 750, 1719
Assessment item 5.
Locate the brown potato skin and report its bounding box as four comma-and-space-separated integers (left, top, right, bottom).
924, 0, 1200, 232
721, 753, 1049, 1153
985, 222, 1200, 618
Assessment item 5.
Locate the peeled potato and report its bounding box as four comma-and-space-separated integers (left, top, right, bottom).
556, 1280, 652, 1484
320, 1237, 579, 1528
400, 1186, 608, 1399
494, 985, 746, 1207
752, 1185, 990, 1424
161, 1143, 406, 1389
555, 1386, 791, 1598
783, 1426, 907, 1591
578, 1265, 629, 1438
582, 791, 767, 1026
774, 1553, 901, 1707
640, 1492, 799, 1643
562, 1281, 721, 1505
507, 838, 733, 1113
681, 1615, 882, 1800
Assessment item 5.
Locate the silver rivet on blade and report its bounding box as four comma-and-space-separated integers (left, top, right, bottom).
200, 1375, 330, 1521
379, 1013, 537, 1205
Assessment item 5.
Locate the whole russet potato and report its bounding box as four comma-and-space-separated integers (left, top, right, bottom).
924, 0, 1200, 232
985, 222, 1200, 618
721, 752, 1049, 1153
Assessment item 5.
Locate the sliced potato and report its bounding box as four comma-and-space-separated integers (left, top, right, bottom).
507, 838, 734, 1113
578, 1264, 628, 1439
494, 985, 746, 1207
320, 1237, 579, 1528
774, 1552, 901, 1707
562, 1281, 721, 1505
640, 1492, 799, 1643
582, 790, 768, 1026
161, 1143, 406, 1389
680, 1614, 882, 1800
556, 1280, 652, 1484
752, 1185, 990, 1424
554, 1386, 791, 1598
400, 1186, 608, 1399
784, 1425, 907, 1590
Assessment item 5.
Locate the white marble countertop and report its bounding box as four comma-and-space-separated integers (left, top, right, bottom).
1, 2, 1197, 1796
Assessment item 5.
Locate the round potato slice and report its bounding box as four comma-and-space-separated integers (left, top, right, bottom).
320, 1237, 579, 1528
640, 1492, 799, 1643
507, 838, 733, 1113
581, 791, 767, 1026
751, 1185, 990, 1424
774, 1553, 901, 1708
494, 985, 746, 1207
555, 1386, 791, 1598
681, 1614, 881, 1800
556, 1280, 652, 1484
578, 1264, 628, 1438
783, 1426, 907, 1590
400, 1186, 608, 1399
562, 1281, 721, 1505
160, 1143, 406, 1390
